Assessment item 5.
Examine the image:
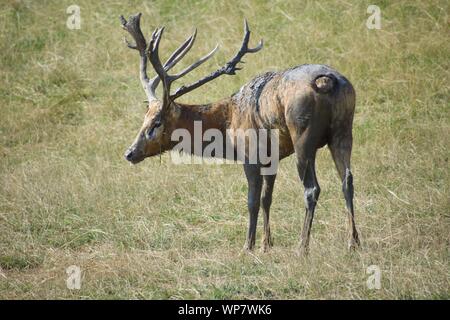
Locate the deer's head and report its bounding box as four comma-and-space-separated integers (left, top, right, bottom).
120, 13, 262, 164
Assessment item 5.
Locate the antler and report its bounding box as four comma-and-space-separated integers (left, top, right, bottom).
121, 14, 263, 104
147, 19, 263, 101
172, 19, 263, 99
120, 13, 153, 101
120, 13, 198, 102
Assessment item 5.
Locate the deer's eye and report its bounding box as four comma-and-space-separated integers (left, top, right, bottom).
145, 121, 162, 140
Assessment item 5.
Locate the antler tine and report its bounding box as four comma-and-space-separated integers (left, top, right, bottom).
147, 27, 168, 86
120, 13, 147, 53
169, 44, 219, 81
171, 19, 263, 100
149, 29, 198, 91
243, 19, 263, 53
164, 29, 197, 70
123, 37, 138, 50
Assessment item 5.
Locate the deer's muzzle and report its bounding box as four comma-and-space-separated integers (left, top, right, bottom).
124, 147, 144, 164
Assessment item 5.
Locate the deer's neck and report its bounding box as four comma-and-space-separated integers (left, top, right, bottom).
161, 98, 233, 155
170, 98, 232, 138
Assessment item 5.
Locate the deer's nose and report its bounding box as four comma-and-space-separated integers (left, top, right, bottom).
124, 149, 134, 162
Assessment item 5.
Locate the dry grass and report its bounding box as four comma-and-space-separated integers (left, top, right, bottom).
0, 0, 449, 299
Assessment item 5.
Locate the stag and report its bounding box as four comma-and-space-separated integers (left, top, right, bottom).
120, 13, 360, 254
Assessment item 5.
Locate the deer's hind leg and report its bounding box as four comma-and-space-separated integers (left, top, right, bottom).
290, 132, 321, 256
286, 95, 323, 255
329, 136, 360, 250
296, 149, 320, 256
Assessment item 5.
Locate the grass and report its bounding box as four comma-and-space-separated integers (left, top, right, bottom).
0, 0, 449, 299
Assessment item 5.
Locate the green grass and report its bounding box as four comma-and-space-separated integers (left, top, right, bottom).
0, 0, 449, 299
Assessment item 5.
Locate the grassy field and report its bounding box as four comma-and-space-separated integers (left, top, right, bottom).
0, 0, 449, 299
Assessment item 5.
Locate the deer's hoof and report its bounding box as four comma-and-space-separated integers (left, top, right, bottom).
261, 243, 271, 253
348, 238, 361, 251
260, 237, 273, 253
296, 246, 310, 258
243, 242, 255, 252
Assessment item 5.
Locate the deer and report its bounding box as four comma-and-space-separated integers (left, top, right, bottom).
120, 13, 360, 255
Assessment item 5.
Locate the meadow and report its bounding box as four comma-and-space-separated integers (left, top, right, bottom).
0, 0, 448, 299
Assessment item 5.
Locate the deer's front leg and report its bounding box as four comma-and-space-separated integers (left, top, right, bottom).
243, 164, 263, 251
